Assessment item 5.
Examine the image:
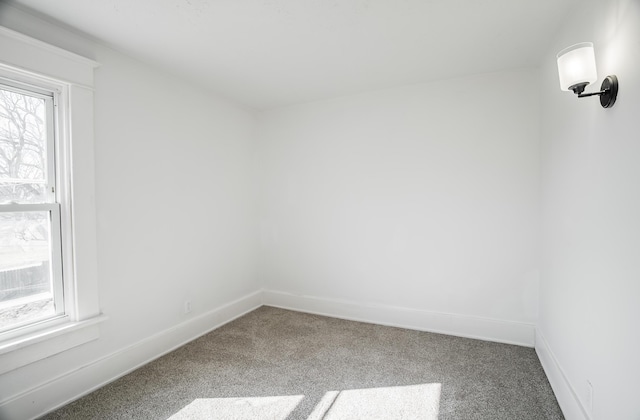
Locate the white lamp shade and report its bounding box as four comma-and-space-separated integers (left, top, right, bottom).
557, 42, 598, 91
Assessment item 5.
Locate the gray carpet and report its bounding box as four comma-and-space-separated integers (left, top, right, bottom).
40, 306, 563, 419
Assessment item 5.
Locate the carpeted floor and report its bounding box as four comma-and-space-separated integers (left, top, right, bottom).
41, 306, 563, 419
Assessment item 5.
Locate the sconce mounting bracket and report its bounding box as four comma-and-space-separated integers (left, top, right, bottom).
598, 75, 618, 108
575, 75, 618, 108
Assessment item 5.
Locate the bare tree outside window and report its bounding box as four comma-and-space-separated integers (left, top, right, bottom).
0, 87, 55, 330
0, 88, 47, 203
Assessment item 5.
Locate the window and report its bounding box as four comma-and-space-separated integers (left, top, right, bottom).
0, 25, 102, 374
0, 79, 64, 335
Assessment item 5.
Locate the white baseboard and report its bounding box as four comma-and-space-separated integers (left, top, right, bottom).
0, 290, 263, 420
263, 290, 535, 347
535, 328, 589, 420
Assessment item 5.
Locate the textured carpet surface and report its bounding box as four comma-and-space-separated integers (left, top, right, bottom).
41, 306, 563, 419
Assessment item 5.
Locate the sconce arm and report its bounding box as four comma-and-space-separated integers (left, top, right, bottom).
571, 75, 618, 108
577, 90, 607, 98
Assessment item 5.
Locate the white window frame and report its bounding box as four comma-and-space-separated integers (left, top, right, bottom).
0, 26, 105, 374
0, 78, 66, 337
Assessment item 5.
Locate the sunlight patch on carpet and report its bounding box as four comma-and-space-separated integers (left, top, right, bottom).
168, 395, 304, 420
168, 383, 440, 419
308, 383, 441, 420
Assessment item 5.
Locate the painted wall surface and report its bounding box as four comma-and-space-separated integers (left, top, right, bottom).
539, 0, 640, 419
257, 70, 541, 324
0, 6, 259, 410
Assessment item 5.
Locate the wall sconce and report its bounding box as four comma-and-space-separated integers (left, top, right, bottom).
557, 42, 618, 108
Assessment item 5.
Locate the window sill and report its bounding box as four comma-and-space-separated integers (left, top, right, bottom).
0, 314, 107, 375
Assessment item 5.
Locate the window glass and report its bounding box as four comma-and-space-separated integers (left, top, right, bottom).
0, 84, 61, 334
0, 87, 49, 204
0, 211, 55, 331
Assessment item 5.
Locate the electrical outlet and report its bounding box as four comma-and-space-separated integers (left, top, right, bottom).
184, 300, 192, 314
585, 380, 593, 413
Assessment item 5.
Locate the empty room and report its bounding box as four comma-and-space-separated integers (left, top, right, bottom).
0, 0, 638, 419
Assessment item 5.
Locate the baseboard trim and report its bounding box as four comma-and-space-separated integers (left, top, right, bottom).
535, 328, 589, 420
263, 290, 535, 347
1, 290, 263, 420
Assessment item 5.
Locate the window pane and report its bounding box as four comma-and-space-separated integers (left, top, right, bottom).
0, 211, 55, 330
0, 88, 48, 204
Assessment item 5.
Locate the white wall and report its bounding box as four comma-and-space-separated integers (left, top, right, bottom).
537, 1, 640, 419
92, 46, 258, 347
257, 70, 541, 339
0, 6, 260, 418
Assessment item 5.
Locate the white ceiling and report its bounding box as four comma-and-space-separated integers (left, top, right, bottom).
7, 0, 580, 109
